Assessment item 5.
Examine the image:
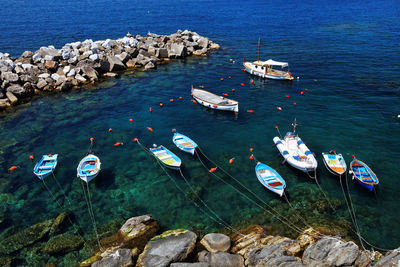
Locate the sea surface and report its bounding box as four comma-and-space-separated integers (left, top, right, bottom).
0, 0, 399, 265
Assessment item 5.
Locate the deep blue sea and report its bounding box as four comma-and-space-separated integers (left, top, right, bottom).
1, 0, 399, 265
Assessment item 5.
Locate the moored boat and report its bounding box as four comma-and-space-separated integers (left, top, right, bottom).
77, 154, 101, 183
273, 120, 317, 176
150, 145, 182, 170
172, 132, 198, 155
322, 151, 347, 176
255, 162, 286, 196
191, 86, 239, 113
349, 158, 379, 191
33, 154, 58, 180
243, 39, 293, 81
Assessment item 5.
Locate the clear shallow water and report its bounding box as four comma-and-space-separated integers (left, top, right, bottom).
1, 0, 400, 265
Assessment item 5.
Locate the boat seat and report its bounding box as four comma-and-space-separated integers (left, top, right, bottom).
269, 182, 282, 187
153, 149, 165, 155
163, 158, 175, 165
158, 154, 172, 160
39, 166, 53, 170
180, 142, 193, 148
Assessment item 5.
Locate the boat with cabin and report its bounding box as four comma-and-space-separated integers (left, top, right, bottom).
191, 86, 239, 113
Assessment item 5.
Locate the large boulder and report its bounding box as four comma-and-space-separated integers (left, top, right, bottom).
373, 248, 400, 266
197, 37, 209, 48
107, 55, 125, 72
50, 210, 72, 235
230, 225, 266, 258
302, 236, 360, 266
198, 251, 244, 267
158, 48, 168, 58
170, 263, 209, 267
0, 99, 10, 109
6, 84, 27, 97
5, 91, 18, 105
37, 46, 61, 61
0, 219, 53, 254
81, 65, 98, 81
45, 60, 57, 70
168, 43, 187, 58
43, 233, 84, 255
200, 233, 231, 253
136, 229, 197, 267
92, 248, 133, 267
1, 72, 19, 83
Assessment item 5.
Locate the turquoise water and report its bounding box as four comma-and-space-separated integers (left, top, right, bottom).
1, 0, 400, 265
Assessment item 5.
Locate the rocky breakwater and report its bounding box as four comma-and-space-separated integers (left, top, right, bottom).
0, 30, 220, 110
80, 216, 400, 267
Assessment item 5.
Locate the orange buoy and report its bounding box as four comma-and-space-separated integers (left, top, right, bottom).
179, 96, 183, 100
293, 102, 297, 106
232, 89, 236, 92
277, 107, 282, 111
90, 137, 94, 142
200, 85, 204, 89
332, 150, 336, 153
251, 79, 254, 84
352, 154, 355, 158
228, 76, 232, 79
192, 100, 197, 104
8, 166, 19, 171
48, 154, 52, 157
300, 91, 304, 95
247, 110, 255, 113
129, 118, 133, 122
170, 99, 174, 102
223, 93, 229, 97
29, 155, 34, 160
249, 148, 254, 152
114, 142, 123, 146
172, 129, 176, 133
229, 158, 234, 164
147, 127, 153, 132
305, 88, 308, 91
209, 167, 217, 173
149, 107, 153, 112
275, 125, 278, 129
220, 78, 224, 81
249, 155, 254, 160
242, 69, 246, 72
241, 83, 245, 87
133, 138, 138, 142
108, 128, 113, 132
286, 95, 290, 98
160, 103, 164, 107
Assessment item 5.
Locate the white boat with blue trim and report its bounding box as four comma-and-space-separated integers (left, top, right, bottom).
255, 162, 286, 196
273, 120, 317, 176
77, 154, 101, 183
191, 86, 239, 113
33, 154, 58, 180
172, 132, 198, 155
150, 145, 182, 170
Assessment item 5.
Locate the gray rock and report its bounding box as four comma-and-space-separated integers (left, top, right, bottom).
198, 251, 244, 267
107, 55, 125, 71
0, 98, 10, 109
116, 52, 129, 64
38, 47, 61, 60
158, 48, 168, 58
373, 248, 400, 266
302, 237, 360, 266
51, 73, 60, 81
21, 63, 33, 71
21, 51, 33, 58
6, 85, 26, 96
92, 248, 133, 267
38, 73, 51, 79
1, 72, 19, 83
89, 54, 99, 61
32, 53, 42, 63
62, 65, 71, 74
44, 55, 54, 61
169, 43, 187, 58
200, 233, 231, 253
67, 56, 78, 65
102, 39, 114, 50
81, 65, 98, 81
36, 79, 47, 89
75, 74, 87, 83
67, 69, 76, 77
170, 263, 209, 267
136, 229, 197, 267
6, 91, 18, 104
144, 61, 155, 70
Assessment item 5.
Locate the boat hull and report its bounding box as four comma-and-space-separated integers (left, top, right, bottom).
173, 133, 198, 155
322, 152, 346, 176
350, 159, 378, 191
77, 154, 101, 183
273, 135, 317, 175
255, 162, 286, 196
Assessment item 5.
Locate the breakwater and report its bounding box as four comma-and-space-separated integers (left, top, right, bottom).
0, 30, 219, 110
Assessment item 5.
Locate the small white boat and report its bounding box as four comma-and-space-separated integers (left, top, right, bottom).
273, 120, 317, 176
255, 162, 286, 197
33, 154, 58, 180
322, 151, 346, 176
191, 86, 239, 113
150, 145, 182, 170
172, 132, 198, 155
77, 154, 101, 183
243, 39, 293, 80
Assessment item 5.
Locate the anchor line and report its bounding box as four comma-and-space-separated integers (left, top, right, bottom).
52, 172, 72, 207
313, 173, 337, 213
80, 179, 104, 251
195, 149, 306, 235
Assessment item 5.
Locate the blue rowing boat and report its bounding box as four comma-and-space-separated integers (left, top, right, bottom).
77, 154, 101, 183
255, 162, 286, 196
349, 158, 379, 191
172, 132, 198, 155
150, 145, 182, 170
33, 154, 58, 180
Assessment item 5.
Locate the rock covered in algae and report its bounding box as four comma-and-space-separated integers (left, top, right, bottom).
136, 229, 197, 267
49, 210, 72, 235
92, 248, 133, 267
0, 219, 53, 254
373, 248, 399, 266
43, 233, 84, 255
0, 257, 14, 267
200, 233, 231, 253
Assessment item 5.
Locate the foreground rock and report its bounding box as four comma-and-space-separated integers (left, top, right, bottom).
43, 233, 84, 255
200, 233, 231, 253
198, 251, 244, 267
0, 30, 220, 111
136, 229, 197, 267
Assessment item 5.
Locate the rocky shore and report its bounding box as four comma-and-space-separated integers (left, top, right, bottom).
0, 30, 220, 110
0, 213, 398, 266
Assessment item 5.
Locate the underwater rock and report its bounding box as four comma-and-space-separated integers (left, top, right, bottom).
0, 219, 53, 254
200, 233, 231, 253
198, 251, 244, 267
245, 240, 303, 267
92, 248, 133, 267
302, 236, 360, 266
136, 229, 197, 267
373, 248, 400, 266
43, 233, 84, 255
49, 210, 72, 235
0, 257, 14, 267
